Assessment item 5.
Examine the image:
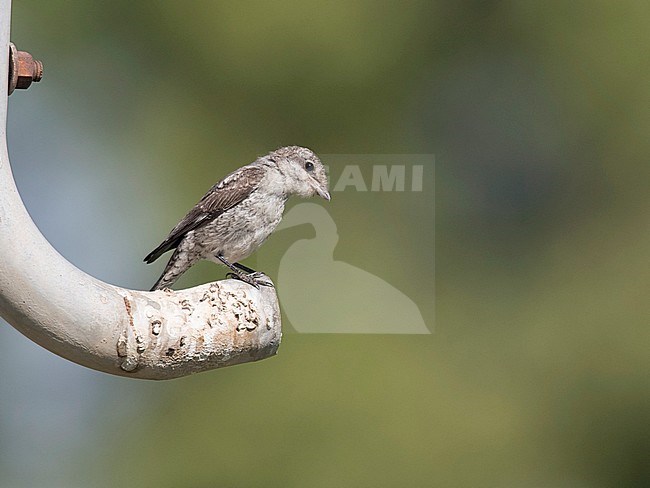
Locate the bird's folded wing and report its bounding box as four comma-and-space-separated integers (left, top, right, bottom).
144, 165, 266, 263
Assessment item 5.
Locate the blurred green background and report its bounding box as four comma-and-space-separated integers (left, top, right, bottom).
1, 1, 649, 487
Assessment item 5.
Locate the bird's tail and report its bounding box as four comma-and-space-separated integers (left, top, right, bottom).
150, 272, 176, 292
149, 247, 198, 291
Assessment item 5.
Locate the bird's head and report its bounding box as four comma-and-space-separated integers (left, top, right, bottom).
268, 146, 330, 201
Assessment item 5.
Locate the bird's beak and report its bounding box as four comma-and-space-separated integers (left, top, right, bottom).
312, 181, 331, 201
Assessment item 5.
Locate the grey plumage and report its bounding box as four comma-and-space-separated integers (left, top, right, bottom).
144, 146, 330, 291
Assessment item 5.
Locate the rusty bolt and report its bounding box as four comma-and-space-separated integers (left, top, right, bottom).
8, 43, 43, 95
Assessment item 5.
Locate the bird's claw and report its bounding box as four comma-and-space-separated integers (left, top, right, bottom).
248, 272, 274, 288
225, 271, 273, 289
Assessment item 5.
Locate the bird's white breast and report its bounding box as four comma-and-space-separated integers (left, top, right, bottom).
197, 191, 287, 264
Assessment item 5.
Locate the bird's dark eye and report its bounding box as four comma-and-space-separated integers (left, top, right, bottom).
305, 161, 314, 172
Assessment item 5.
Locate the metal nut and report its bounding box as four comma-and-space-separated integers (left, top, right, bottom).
9, 43, 43, 95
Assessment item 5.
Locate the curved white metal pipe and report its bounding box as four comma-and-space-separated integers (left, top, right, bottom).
0, 0, 281, 379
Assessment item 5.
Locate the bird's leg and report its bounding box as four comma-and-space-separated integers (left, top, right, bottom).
232, 262, 274, 286
214, 254, 248, 276
233, 262, 256, 274
215, 254, 273, 289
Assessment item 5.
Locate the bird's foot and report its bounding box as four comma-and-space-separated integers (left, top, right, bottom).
226, 271, 274, 289
248, 272, 274, 288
